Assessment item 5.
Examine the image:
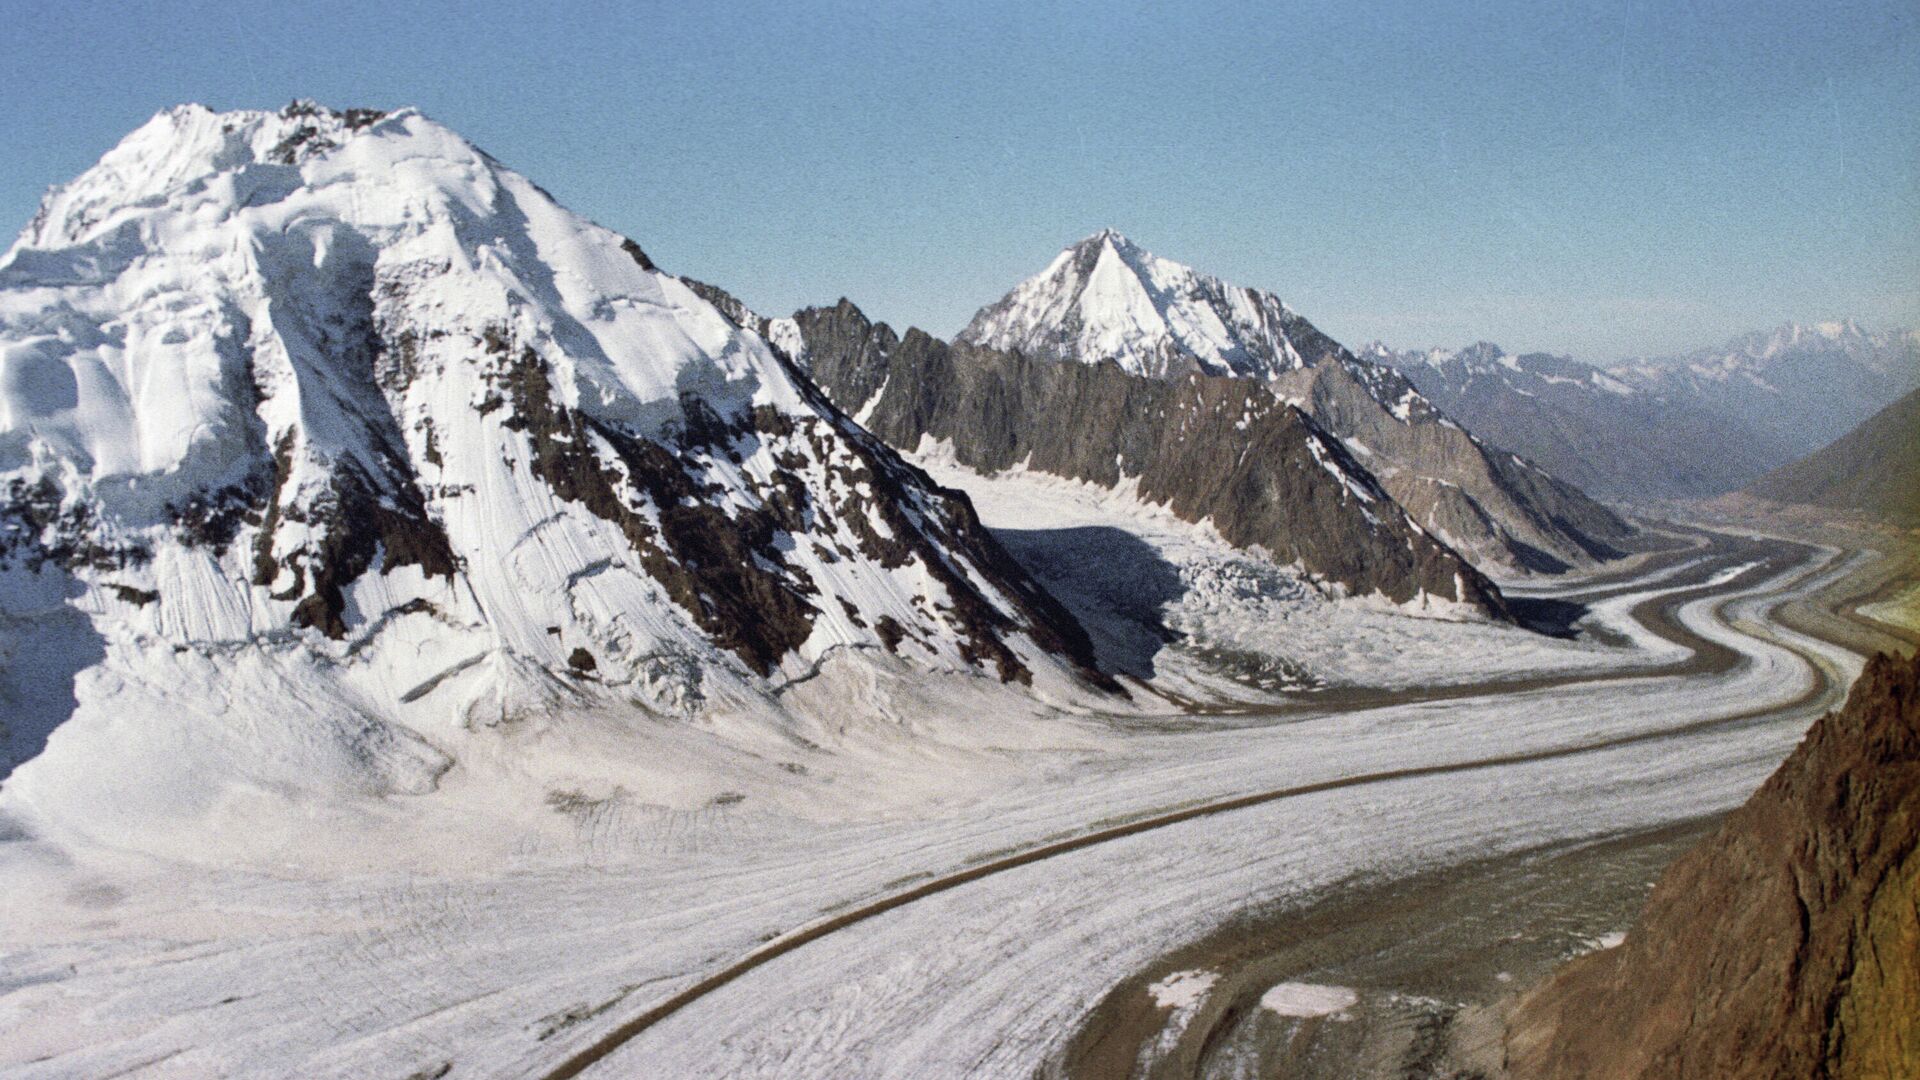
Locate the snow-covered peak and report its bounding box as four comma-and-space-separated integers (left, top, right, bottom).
3, 100, 784, 494
1, 101, 1105, 755
1085, 225, 1138, 251
16, 102, 406, 255
958, 230, 1323, 380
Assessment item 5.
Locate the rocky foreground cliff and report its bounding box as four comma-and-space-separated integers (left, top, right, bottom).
1506, 651, 1920, 1079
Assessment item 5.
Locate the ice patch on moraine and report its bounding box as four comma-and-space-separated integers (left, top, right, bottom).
1259, 981, 1358, 1019
1146, 968, 1218, 1010
1581, 930, 1628, 953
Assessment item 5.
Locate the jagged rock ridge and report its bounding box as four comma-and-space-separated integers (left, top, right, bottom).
750, 297, 1507, 617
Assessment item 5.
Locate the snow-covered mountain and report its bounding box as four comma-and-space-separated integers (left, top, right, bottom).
0, 103, 1111, 855
957, 231, 1635, 574
1610, 321, 1920, 456
1365, 341, 1800, 500
959, 229, 1339, 381
1366, 342, 1640, 401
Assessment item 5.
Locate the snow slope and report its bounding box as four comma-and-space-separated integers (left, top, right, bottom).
0, 102, 1109, 860
0, 527, 1863, 1078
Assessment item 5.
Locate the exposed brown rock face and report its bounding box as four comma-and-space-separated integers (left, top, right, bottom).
782, 301, 1510, 617
1506, 652, 1920, 1079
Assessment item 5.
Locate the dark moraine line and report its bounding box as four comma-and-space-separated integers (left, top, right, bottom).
538, 531, 1840, 1080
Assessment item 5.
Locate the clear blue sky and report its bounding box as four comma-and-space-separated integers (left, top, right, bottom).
4, 0, 1916, 359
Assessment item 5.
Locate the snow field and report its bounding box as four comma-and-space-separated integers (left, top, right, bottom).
0, 527, 1861, 1078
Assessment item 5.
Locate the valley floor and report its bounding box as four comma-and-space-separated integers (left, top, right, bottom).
0, 511, 1907, 1079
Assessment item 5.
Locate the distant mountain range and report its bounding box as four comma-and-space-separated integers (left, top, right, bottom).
1369, 323, 1918, 501
1616, 321, 1920, 456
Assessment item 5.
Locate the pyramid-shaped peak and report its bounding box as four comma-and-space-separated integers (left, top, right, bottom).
960, 231, 1331, 381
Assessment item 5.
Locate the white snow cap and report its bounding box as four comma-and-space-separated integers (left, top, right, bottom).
958, 229, 1324, 380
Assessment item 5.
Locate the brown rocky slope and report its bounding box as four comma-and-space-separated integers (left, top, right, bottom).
1506, 651, 1920, 1078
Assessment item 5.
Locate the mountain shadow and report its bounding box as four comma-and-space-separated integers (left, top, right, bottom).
987, 526, 1186, 680
1505, 595, 1590, 640
1, 589, 107, 782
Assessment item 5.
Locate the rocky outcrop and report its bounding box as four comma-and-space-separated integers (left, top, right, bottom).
1267, 354, 1633, 572
1506, 651, 1920, 1079
781, 301, 1510, 617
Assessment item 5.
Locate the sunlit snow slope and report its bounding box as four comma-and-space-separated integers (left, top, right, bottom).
959, 228, 1326, 381
0, 102, 1109, 855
